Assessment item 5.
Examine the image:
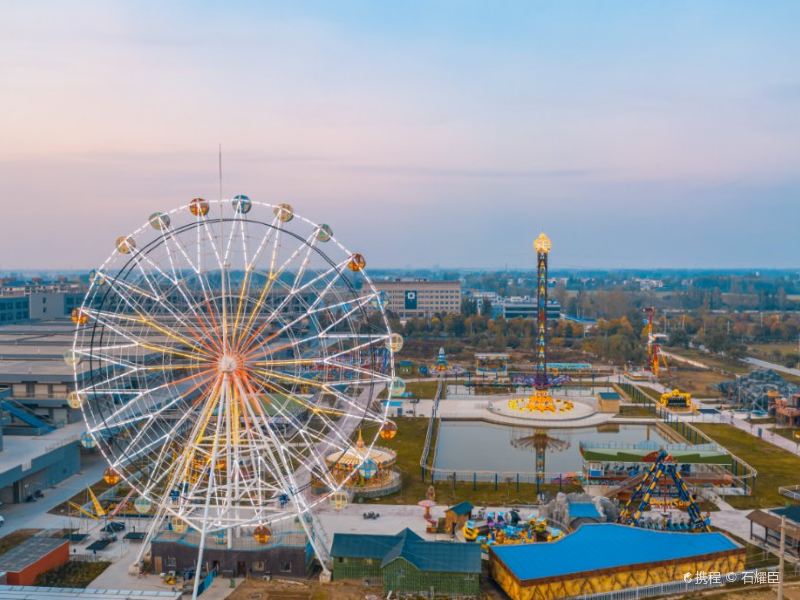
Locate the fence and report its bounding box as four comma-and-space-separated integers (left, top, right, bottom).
571, 567, 781, 600
662, 418, 757, 495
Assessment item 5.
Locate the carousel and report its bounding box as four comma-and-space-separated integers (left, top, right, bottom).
322, 429, 401, 499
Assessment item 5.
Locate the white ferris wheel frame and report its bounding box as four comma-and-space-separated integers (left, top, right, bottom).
71, 199, 397, 587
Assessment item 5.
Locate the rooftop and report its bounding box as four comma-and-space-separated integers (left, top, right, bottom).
332, 529, 481, 574
568, 502, 602, 519
491, 523, 742, 582
0, 537, 67, 573
446, 501, 474, 516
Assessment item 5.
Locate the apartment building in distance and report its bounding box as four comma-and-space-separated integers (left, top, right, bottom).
374, 279, 462, 319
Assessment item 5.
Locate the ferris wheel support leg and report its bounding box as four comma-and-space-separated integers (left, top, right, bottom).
295, 503, 331, 577
190, 524, 209, 600
193, 392, 227, 599
133, 505, 168, 572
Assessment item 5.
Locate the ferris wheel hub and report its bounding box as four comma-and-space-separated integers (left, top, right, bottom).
218, 353, 241, 374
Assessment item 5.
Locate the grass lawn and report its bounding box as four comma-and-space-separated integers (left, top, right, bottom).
359, 417, 580, 506
773, 428, 800, 446
670, 348, 750, 374
378, 379, 442, 400
694, 423, 800, 509
615, 405, 656, 418
36, 561, 112, 588
661, 368, 729, 396
636, 386, 661, 402
748, 342, 800, 362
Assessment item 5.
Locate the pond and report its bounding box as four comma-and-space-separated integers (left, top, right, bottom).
432, 420, 670, 482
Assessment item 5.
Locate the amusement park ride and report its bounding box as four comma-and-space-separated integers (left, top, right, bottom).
644, 306, 668, 377
618, 450, 711, 532
507, 233, 573, 414
71, 199, 399, 598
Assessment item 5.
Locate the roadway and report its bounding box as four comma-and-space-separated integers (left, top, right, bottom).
744, 356, 800, 378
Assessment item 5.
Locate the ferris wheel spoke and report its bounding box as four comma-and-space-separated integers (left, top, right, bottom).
85, 290, 217, 360
233, 378, 318, 505
243, 290, 378, 361
155, 375, 224, 504
232, 227, 318, 349
83, 311, 210, 364
199, 214, 225, 272
247, 211, 281, 269
157, 227, 223, 348
237, 256, 351, 356
159, 223, 228, 346
89, 369, 215, 436
237, 376, 315, 503
245, 372, 370, 462
127, 245, 222, 344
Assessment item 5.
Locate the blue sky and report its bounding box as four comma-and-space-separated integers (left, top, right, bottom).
1, 1, 799, 269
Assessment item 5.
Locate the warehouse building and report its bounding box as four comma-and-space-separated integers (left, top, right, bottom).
151, 524, 311, 578
374, 279, 461, 319
0, 536, 69, 585
494, 298, 561, 320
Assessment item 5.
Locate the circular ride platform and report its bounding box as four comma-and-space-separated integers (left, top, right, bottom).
487, 395, 597, 425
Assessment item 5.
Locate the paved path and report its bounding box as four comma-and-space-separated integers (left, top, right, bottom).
744, 356, 800, 378
0, 453, 106, 534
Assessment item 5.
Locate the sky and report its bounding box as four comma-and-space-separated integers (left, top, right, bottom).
1, 1, 799, 270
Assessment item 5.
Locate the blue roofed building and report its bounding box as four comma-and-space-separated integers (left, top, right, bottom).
490, 523, 744, 600
332, 528, 481, 597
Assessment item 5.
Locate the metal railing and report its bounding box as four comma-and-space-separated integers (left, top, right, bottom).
579, 440, 722, 452
572, 567, 778, 600
419, 378, 444, 481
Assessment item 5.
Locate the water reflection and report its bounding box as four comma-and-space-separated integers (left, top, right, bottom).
510, 429, 570, 493
433, 421, 668, 483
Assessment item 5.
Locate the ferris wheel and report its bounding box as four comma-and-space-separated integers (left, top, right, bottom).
70, 197, 399, 585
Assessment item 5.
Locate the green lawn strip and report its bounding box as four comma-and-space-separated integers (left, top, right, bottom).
694, 423, 800, 509
615, 405, 657, 418
378, 379, 442, 400
358, 417, 579, 506
773, 428, 800, 446
36, 561, 112, 588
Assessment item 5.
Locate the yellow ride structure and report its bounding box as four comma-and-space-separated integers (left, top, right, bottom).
659, 389, 693, 411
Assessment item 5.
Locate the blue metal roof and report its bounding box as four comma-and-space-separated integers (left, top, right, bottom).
568, 502, 601, 519
491, 523, 741, 582
598, 391, 621, 400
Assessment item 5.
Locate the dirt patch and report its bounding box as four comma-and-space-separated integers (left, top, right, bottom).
228, 578, 382, 600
